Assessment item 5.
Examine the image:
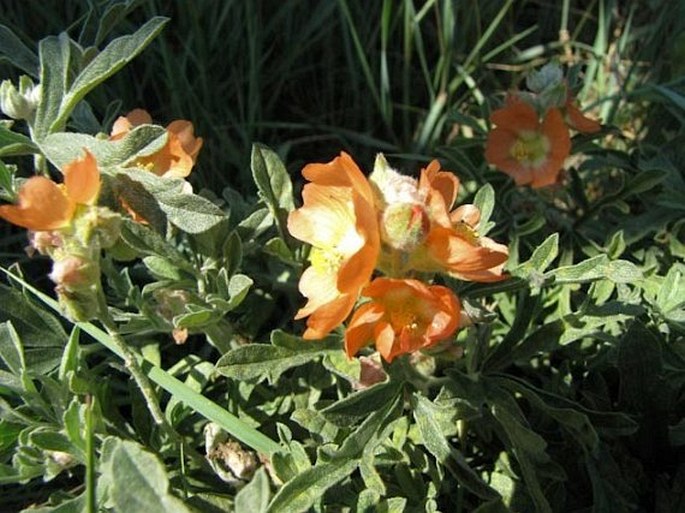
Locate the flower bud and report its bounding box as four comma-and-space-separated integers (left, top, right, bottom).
526, 63, 563, 94
28, 230, 63, 256
381, 202, 430, 251
56, 287, 99, 321
370, 153, 422, 206
0, 76, 40, 121
49, 255, 98, 290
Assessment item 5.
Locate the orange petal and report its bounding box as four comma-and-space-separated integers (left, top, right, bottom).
110, 108, 152, 140
450, 204, 480, 226
0, 176, 73, 230
344, 303, 384, 357
565, 101, 601, 134
136, 132, 194, 178
423, 227, 508, 278
167, 120, 203, 161
420, 160, 460, 210
529, 108, 570, 188
490, 97, 539, 132
287, 183, 357, 249
63, 150, 100, 205
302, 293, 357, 339
302, 152, 374, 205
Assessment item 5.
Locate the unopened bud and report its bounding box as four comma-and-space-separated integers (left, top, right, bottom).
49, 255, 98, 290
56, 286, 99, 321
381, 202, 430, 251
526, 63, 563, 94
0, 76, 40, 121
28, 230, 63, 255
370, 153, 422, 206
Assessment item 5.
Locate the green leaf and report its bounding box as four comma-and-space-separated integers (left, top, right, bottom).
226, 274, 253, 310
155, 191, 227, 234
265, 458, 358, 513
0, 125, 39, 157
58, 326, 80, 381
513, 233, 558, 279
493, 377, 599, 451
0, 285, 67, 350
489, 389, 553, 513
657, 265, 685, 322
215, 344, 331, 383
0, 322, 24, 375
33, 33, 72, 140
320, 381, 402, 426
119, 220, 196, 274
235, 467, 271, 513
549, 255, 642, 284
618, 321, 662, 412
264, 237, 296, 264
44, 18, 169, 137
413, 394, 500, 500
19, 494, 86, 513
267, 392, 402, 513
102, 437, 192, 513
473, 183, 496, 234
40, 125, 167, 169
0, 24, 39, 76
173, 308, 217, 329
251, 143, 295, 238
120, 169, 226, 234
143, 256, 183, 281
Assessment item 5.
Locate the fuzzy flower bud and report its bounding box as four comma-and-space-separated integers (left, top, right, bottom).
381, 201, 430, 251
526, 63, 567, 111
28, 230, 63, 256
49, 255, 98, 290
0, 76, 40, 121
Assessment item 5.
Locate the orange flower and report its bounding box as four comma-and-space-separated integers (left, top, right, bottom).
485, 95, 571, 188
345, 278, 460, 362
405, 160, 509, 282
288, 153, 380, 339
0, 150, 100, 231
564, 93, 601, 134
110, 108, 203, 178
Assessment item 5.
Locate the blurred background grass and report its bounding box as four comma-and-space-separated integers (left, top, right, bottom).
2, 0, 682, 194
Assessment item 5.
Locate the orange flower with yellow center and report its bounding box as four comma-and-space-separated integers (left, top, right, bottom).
287, 152, 380, 339
401, 160, 509, 282
485, 95, 570, 188
0, 150, 100, 231
110, 108, 203, 178
345, 278, 460, 362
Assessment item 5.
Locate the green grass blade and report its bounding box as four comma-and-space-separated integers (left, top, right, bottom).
0, 267, 281, 457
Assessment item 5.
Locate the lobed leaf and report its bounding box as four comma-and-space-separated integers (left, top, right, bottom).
102, 437, 192, 513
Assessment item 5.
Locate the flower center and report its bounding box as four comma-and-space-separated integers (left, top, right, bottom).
452, 220, 480, 245
510, 131, 550, 166
309, 246, 344, 274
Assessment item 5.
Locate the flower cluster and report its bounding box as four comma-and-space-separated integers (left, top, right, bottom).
288, 153, 508, 362
0, 109, 202, 320
485, 63, 601, 188
0, 150, 118, 319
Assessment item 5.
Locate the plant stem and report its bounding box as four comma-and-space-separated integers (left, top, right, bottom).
96, 287, 168, 428
85, 395, 95, 513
